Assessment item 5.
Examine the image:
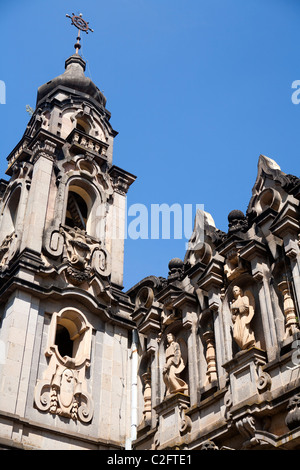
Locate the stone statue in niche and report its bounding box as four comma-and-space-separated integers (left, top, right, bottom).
230, 285, 256, 351
163, 333, 188, 396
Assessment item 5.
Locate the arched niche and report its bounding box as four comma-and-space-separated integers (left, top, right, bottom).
158, 321, 189, 401
223, 274, 266, 358
46, 307, 92, 368
0, 185, 21, 240
35, 307, 94, 423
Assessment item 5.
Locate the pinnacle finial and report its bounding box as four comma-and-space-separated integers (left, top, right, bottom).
66, 13, 94, 54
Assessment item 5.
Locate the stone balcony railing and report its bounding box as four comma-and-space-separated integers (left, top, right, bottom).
67, 128, 109, 160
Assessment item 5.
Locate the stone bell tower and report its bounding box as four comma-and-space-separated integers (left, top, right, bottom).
0, 15, 136, 449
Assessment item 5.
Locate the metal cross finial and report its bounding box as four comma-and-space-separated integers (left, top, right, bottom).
66, 13, 94, 54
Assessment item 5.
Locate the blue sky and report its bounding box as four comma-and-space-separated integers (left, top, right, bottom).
1, 0, 300, 290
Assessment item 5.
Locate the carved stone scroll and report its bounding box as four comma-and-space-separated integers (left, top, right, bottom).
0, 232, 19, 269
34, 366, 93, 423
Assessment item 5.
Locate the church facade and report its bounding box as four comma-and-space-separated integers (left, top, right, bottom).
0, 48, 300, 450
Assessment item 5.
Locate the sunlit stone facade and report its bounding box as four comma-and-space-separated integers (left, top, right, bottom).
0, 52, 300, 450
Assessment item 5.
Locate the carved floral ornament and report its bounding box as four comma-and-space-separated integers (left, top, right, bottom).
34, 308, 94, 423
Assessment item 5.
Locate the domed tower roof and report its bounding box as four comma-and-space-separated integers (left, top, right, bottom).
36, 12, 105, 108
36, 54, 107, 107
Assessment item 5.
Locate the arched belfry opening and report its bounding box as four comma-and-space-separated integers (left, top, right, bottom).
64, 181, 97, 235
65, 190, 88, 231
55, 324, 74, 358
76, 116, 91, 134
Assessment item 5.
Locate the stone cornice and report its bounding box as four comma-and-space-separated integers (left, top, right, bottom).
238, 239, 267, 262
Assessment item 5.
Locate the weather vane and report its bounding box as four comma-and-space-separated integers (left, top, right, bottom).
66, 13, 94, 54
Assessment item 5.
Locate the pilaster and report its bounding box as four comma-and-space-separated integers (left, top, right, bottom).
20, 143, 55, 255
198, 258, 227, 387
0, 290, 40, 416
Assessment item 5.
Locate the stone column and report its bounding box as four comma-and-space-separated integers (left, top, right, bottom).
107, 167, 136, 288
278, 279, 300, 339
148, 334, 160, 430
203, 329, 218, 385
142, 371, 152, 423
0, 290, 40, 416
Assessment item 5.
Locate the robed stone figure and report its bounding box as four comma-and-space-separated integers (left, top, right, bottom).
163, 333, 188, 396
230, 285, 256, 351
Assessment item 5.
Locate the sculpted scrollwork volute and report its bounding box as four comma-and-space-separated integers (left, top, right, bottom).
224, 387, 233, 421
0, 232, 19, 269
43, 225, 111, 285
179, 402, 192, 435
34, 366, 93, 423
135, 286, 154, 310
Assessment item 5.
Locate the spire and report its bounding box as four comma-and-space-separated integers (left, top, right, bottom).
36, 15, 104, 107
66, 13, 94, 54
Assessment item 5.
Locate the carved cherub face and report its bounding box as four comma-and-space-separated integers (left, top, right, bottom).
62, 368, 74, 384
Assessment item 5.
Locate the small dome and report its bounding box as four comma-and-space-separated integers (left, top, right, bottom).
168, 258, 184, 271
228, 209, 245, 222
36, 54, 106, 107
